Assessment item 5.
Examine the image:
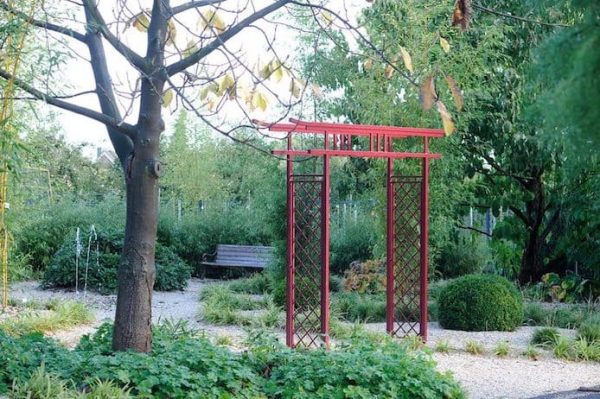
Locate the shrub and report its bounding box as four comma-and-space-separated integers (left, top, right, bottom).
578, 314, 600, 343
436, 238, 488, 279
42, 229, 191, 293
531, 327, 561, 348
229, 273, 271, 295
342, 259, 385, 294
330, 214, 377, 275
0, 323, 465, 398
332, 292, 386, 323
13, 198, 124, 272
438, 274, 523, 331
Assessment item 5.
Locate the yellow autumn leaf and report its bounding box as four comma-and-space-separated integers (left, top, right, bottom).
166, 19, 177, 46
439, 37, 450, 53
399, 47, 413, 73
219, 74, 235, 94
445, 75, 464, 112
183, 41, 197, 58
436, 100, 455, 135
289, 78, 303, 99
270, 60, 286, 82
205, 98, 216, 111
385, 64, 394, 79
252, 92, 268, 112
259, 63, 272, 79
199, 87, 210, 101
363, 58, 373, 71
132, 13, 150, 32
420, 75, 436, 111
321, 10, 334, 26
200, 10, 226, 33
162, 89, 174, 108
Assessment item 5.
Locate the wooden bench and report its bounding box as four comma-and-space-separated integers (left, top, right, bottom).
202, 244, 275, 270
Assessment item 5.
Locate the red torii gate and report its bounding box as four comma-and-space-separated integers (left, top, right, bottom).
268, 118, 443, 348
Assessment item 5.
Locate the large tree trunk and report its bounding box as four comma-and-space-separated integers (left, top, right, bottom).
518, 177, 546, 285
112, 137, 160, 351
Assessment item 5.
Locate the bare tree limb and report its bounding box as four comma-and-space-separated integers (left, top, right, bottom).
166, 0, 291, 76
456, 224, 493, 237
171, 0, 225, 16
0, 0, 86, 42
0, 68, 136, 138
82, 0, 147, 72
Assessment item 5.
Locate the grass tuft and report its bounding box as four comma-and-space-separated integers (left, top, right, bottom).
465, 340, 484, 355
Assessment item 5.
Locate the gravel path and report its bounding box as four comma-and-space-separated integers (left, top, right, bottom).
6, 280, 600, 398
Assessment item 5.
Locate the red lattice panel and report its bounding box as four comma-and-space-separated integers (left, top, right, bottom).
292, 175, 323, 347
391, 176, 422, 337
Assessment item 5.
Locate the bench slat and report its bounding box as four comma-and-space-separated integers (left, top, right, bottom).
203, 261, 266, 269
203, 244, 275, 270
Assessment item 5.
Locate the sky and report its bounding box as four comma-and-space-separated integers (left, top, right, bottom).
47, 0, 366, 155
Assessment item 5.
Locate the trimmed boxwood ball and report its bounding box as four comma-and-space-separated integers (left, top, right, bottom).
438, 274, 523, 331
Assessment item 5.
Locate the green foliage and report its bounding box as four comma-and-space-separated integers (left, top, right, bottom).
552, 335, 574, 360
529, 1, 600, 151
13, 197, 124, 273
0, 301, 93, 336
494, 341, 510, 358
342, 259, 385, 294
330, 214, 377, 275
199, 284, 268, 326
531, 328, 561, 349
522, 345, 540, 361
465, 340, 484, 356
332, 292, 386, 323
229, 273, 271, 295
438, 275, 523, 331
436, 238, 489, 279
259, 338, 464, 399
523, 302, 596, 329
434, 340, 450, 354
0, 323, 465, 397
42, 229, 191, 293
0, 331, 76, 393
539, 272, 588, 303
578, 314, 600, 343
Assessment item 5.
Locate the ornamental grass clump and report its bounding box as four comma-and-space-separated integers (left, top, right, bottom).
438, 274, 523, 331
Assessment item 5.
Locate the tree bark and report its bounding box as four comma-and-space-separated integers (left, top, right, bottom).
518, 177, 546, 285
112, 134, 160, 351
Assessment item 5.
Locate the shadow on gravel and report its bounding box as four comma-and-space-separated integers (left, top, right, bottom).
530, 387, 600, 399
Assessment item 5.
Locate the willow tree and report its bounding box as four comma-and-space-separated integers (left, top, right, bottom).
2, 0, 440, 352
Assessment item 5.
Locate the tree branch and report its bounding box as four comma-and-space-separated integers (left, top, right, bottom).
171, 0, 225, 16
473, 3, 571, 28
456, 224, 493, 238
166, 0, 291, 76
81, 0, 147, 72
509, 205, 529, 226
0, 69, 136, 138
0, 1, 86, 42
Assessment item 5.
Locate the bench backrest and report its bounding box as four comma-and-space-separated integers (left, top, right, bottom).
215, 244, 275, 267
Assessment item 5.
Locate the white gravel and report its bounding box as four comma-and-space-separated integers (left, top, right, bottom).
6, 280, 600, 398
434, 353, 600, 399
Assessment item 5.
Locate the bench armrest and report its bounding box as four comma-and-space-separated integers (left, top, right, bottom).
202, 249, 217, 262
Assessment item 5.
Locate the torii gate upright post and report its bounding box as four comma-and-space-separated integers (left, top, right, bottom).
268, 119, 442, 348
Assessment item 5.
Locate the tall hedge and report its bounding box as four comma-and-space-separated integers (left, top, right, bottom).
438, 274, 523, 331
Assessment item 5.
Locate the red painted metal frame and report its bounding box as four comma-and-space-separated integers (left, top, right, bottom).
271, 119, 442, 348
